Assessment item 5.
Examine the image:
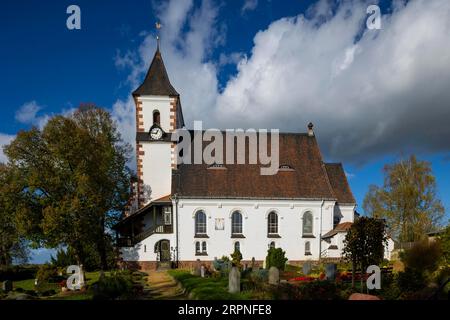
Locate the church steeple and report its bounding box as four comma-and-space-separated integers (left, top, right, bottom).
132, 27, 178, 97
132, 49, 178, 97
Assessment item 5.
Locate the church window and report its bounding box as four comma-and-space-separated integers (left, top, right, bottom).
195, 241, 200, 255
269, 241, 276, 249
202, 241, 207, 253
153, 110, 160, 125
268, 212, 278, 235
303, 211, 313, 235
195, 210, 207, 235
234, 241, 240, 252
305, 241, 311, 255
231, 211, 243, 235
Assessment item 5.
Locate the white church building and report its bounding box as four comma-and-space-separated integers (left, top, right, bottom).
114, 44, 359, 270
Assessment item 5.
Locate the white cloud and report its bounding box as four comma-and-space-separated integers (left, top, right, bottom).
241, 0, 258, 14
213, 0, 450, 163
15, 101, 49, 129
0, 133, 15, 163
111, 97, 137, 170
114, 0, 450, 165
345, 171, 355, 179
15, 101, 41, 124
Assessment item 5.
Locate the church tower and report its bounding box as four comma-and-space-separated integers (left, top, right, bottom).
132, 43, 184, 208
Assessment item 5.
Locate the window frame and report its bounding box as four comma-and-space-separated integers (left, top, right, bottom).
195, 210, 207, 235
305, 241, 311, 255
302, 211, 314, 236
267, 212, 279, 235
202, 241, 207, 253
231, 211, 243, 235
153, 110, 160, 125
195, 241, 201, 255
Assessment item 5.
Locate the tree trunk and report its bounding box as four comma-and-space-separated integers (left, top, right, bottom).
360, 262, 364, 293
97, 216, 108, 271
351, 259, 356, 289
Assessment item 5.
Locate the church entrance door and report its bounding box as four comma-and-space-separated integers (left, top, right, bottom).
159, 240, 170, 262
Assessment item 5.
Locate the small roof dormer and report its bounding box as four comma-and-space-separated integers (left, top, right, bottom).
132, 47, 179, 97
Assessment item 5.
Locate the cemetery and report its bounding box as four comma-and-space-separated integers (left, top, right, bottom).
1, 238, 449, 300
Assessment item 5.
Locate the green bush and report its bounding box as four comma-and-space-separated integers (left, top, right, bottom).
401, 240, 442, 274
265, 247, 288, 271
269, 281, 342, 300
90, 270, 136, 300
250, 269, 268, 282
396, 267, 427, 292
50, 248, 77, 268
35, 264, 60, 295
36, 264, 58, 284
230, 249, 242, 267
0, 265, 39, 281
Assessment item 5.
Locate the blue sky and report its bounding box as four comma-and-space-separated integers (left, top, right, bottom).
1, 0, 449, 263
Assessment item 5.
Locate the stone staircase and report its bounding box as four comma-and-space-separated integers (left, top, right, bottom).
157, 262, 171, 271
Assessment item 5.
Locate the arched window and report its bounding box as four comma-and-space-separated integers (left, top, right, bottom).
269, 241, 275, 249
195, 210, 207, 235
305, 241, 311, 255
153, 110, 160, 125
202, 241, 207, 253
303, 211, 313, 235
231, 211, 243, 235
195, 241, 200, 254
268, 212, 278, 235
234, 242, 240, 252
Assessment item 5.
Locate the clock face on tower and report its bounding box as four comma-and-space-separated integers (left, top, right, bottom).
150, 127, 163, 140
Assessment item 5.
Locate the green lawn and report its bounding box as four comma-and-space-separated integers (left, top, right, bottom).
13, 278, 36, 291
168, 270, 254, 300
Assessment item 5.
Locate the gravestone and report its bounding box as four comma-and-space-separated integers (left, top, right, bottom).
325, 263, 337, 281
2, 280, 12, 293
228, 267, 241, 294
302, 262, 312, 275
200, 265, 205, 278
193, 259, 202, 276
212, 257, 219, 271
268, 266, 280, 285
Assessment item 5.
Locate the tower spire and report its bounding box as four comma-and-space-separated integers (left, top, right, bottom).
155, 22, 162, 51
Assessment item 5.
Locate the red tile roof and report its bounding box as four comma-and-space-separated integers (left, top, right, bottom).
322, 222, 353, 239
324, 163, 356, 204
172, 131, 355, 203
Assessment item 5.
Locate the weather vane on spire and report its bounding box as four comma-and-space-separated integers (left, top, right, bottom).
155, 22, 162, 50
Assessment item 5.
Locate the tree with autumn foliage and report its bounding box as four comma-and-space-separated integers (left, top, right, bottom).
4, 105, 132, 270
343, 217, 387, 290
363, 155, 444, 243
0, 164, 29, 267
